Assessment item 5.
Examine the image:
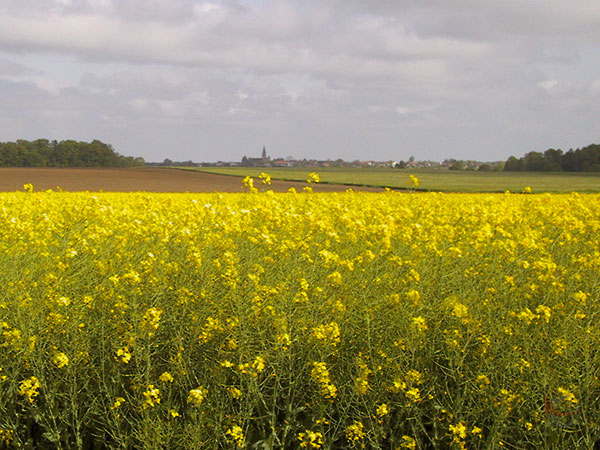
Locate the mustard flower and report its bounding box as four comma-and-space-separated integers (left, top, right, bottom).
18, 376, 41, 404
159, 371, 174, 383
298, 429, 324, 448
142, 385, 160, 409
345, 421, 365, 443
187, 386, 208, 406
52, 351, 69, 368
226, 425, 245, 448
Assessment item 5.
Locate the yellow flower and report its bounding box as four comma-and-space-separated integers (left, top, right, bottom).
2, 326, 22, 348
307, 172, 320, 183
311, 362, 337, 400
375, 403, 389, 418
354, 377, 370, 395
405, 387, 421, 403
226, 425, 245, 448
18, 376, 41, 403
449, 422, 467, 447
116, 347, 132, 363
242, 176, 256, 192
227, 386, 242, 399
409, 174, 419, 188
411, 316, 428, 332
298, 429, 324, 448
141, 307, 163, 335
535, 304, 552, 323
389, 379, 407, 393
276, 332, 291, 350
573, 291, 588, 304
476, 374, 490, 389
187, 386, 208, 406
198, 317, 225, 343
405, 370, 423, 385
56, 296, 71, 306
553, 338, 568, 355
253, 356, 265, 373
159, 371, 174, 383
449, 422, 466, 438
405, 289, 421, 304
259, 172, 272, 185
311, 322, 341, 346
238, 355, 266, 377
0, 428, 14, 445
345, 421, 365, 443
51, 351, 69, 368
399, 435, 416, 449
515, 358, 531, 373
557, 387, 578, 405
142, 385, 160, 409
111, 397, 125, 410
452, 303, 469, 319
327, 271, 342, 285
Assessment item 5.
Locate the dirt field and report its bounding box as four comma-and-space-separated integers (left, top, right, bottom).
0, 168, 384, 193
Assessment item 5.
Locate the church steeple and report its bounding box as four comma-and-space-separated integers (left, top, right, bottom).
262, 146, 267, 160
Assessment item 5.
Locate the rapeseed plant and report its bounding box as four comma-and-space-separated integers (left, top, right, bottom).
0, 188, 599, 448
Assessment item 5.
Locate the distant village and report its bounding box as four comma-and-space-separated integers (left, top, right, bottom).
149, 146, 505, 171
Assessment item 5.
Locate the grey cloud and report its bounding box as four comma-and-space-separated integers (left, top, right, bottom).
0, 0, 598, 163
0, 57, 37, 76
0, 1, 499, 80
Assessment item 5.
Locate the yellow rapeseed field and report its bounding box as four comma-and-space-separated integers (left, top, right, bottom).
0, 185, 599, 448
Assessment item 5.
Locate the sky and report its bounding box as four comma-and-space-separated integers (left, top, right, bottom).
0, 0, 599, 163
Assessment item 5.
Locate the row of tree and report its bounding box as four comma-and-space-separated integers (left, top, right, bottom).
504, 143, 600, 172
0, 139, 144, 168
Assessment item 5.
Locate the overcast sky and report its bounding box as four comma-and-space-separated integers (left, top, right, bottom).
1, 0, 599, 162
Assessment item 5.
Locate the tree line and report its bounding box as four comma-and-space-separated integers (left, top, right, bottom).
504, 143, 600, 172
0, 139, 145, 168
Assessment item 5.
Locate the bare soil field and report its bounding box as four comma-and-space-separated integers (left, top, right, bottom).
0, 167, 383, 193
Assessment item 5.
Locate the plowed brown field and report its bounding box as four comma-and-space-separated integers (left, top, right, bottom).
0, 167, 383, 192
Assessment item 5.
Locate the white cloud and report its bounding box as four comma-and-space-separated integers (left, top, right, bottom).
33, 77, 61, 95
129, 97, 150, 112
538, 79, 559, 91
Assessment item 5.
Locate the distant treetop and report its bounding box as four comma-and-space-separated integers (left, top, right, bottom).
0, 139, 144, 168
504, 143, 600, 172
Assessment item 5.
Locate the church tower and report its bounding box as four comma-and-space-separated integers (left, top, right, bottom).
262, 146, 267, 160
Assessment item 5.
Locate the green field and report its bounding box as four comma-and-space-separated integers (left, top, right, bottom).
183, 167, 600, 193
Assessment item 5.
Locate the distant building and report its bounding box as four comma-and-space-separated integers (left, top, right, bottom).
272, 159, 292, 167
242, 146, 271, 167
